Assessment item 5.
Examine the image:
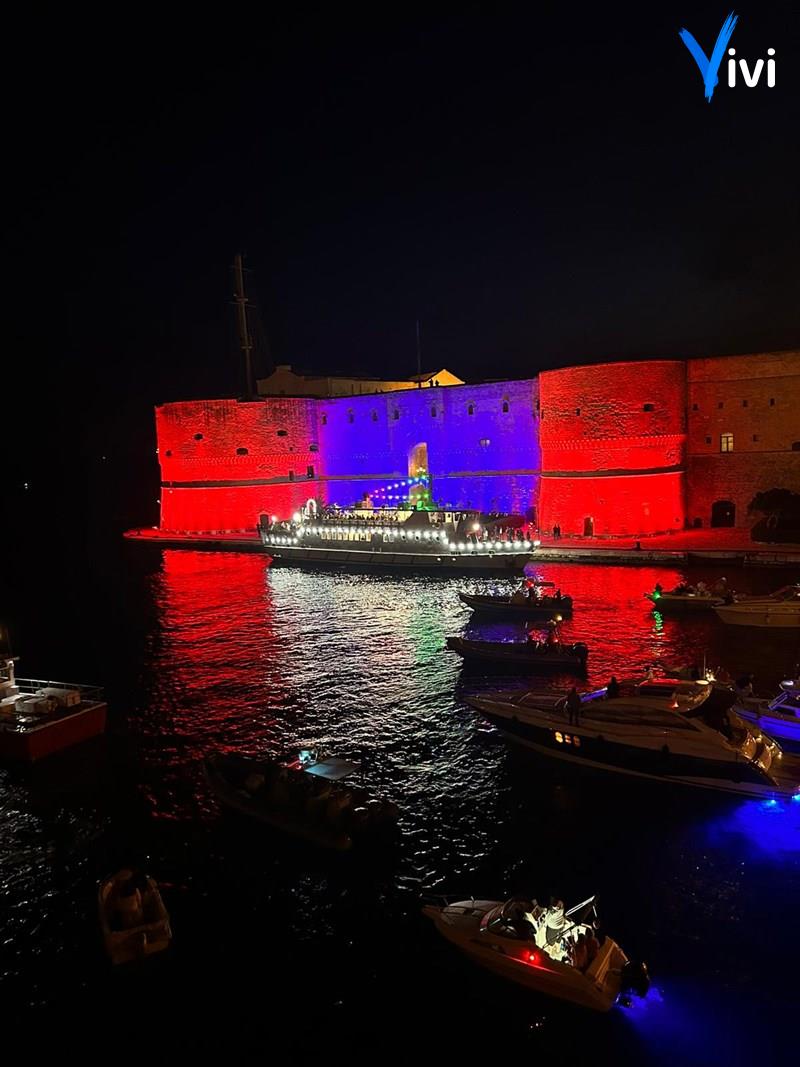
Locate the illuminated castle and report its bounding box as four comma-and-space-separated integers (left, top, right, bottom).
155, 350, 800, 538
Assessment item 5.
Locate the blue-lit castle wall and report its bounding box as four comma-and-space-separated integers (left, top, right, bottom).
317, 378, 540, 516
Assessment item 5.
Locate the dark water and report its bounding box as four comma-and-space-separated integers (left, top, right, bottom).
1, 543, 798, 1060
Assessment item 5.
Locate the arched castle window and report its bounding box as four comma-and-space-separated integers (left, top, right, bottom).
371, 411, 378, 422
348, 411, 354, 424
431, 406, 437, 417
393, 409, 400, 421
502, 401, 509, 413
467, 404, 474, 415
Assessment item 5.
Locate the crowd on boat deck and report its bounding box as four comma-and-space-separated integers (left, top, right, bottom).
504, 898, 601, 969
512, 579, 566, 604
654, 577, 734, 601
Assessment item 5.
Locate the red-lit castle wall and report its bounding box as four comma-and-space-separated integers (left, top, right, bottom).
538, 361, 686, 536
686, 351, 800, 529
157, 399, 322, 532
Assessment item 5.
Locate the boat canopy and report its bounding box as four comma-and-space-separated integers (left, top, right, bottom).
302, 757, 360, 781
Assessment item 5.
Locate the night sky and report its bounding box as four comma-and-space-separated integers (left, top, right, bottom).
4, 3, 799, 532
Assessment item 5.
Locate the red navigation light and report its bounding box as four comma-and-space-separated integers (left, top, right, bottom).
526, 950, 539, 965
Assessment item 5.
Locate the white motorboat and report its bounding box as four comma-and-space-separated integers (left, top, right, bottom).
734, 680, 800, 746
713, 584, 800, 628
466, 679, 800, 800
423, 895, 649, 1012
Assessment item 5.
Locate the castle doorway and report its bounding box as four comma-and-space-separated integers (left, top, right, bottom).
711, 500, 735, 528
583, 516, 594, 537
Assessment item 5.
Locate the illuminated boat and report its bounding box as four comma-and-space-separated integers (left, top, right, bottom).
98, 869, 172, 965
0, 656, 107, 761
713, 585, 800, 628
423, 895, 649, 1012
733, 680, 800, 746
458, 584, 573, 617
204, 750, 399, 851
259, 506, 536, 573
466, 679, 800, 800
446, 636, 588, 672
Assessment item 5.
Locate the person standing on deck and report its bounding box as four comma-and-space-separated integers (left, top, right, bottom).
566, 687, 581, 726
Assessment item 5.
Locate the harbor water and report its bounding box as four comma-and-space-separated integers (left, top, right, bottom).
1, 536, 798, 1060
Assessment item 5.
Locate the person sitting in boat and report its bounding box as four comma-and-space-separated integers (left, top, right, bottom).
570, 932, 589, 971
606, 676, 620, 699
114, 872, 146, 930
736, 673, 755, 698
544, 899, 566, 946
712, 577, 729, 597
511, 582, 528, 605
695, 580, 709, 596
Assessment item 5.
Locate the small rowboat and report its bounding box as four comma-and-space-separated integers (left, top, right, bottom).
98, 869, 172, 965
459, 591, 573, 616
446, 637, 588, 672
204, 751, 399, 852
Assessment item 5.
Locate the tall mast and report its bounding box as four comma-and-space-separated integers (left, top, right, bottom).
416, 318, 422, 389
233, 253, 254, 400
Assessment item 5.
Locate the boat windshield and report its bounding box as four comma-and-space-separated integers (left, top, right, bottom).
771, 688, 800, 716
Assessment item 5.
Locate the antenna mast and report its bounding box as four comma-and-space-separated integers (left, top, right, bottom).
233, 253, 254, 400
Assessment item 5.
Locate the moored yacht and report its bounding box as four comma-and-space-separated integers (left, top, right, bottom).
423, 894, 649, 1012
466, 678, 800, 800
713, 584, 800, 628
733, 680, 800, 746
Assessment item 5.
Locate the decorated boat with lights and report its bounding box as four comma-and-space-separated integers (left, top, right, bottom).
713, 584, 800, 628
204, 749, 399, 851
459, 580, 573, 617
733, 679, 800, 746
0, 655, 107, 761
466, 678, 800, 800
259, 476, 537, 573
446, 635, 588, 672
423, 894, 649, 1012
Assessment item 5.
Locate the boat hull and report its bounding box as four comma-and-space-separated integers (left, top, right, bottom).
459, 592, 573, 616
447, 638, 587, 672
647, 594, 720, 613
713, 606, 800, 627
0, 702, 107, 761
264, 542, 535, 575
468, 698, 800, 800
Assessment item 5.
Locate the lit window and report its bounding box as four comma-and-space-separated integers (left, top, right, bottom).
643, 403, 655, 412
236, 447, 248, 455
555, 732, 563, 743
720, 433, 734, 453
194, 433, 204, 441
479, 437, 491, 449
502, 401, 509, 413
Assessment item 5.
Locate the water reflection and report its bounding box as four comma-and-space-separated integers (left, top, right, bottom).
1, 550, 798, 1055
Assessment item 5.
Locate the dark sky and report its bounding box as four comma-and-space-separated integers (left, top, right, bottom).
4, 2, 799, 527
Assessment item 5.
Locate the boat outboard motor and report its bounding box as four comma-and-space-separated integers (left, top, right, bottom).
620, 960, 650, 1001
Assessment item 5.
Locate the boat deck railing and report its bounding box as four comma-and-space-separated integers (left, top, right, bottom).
12, 678, 105, 703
